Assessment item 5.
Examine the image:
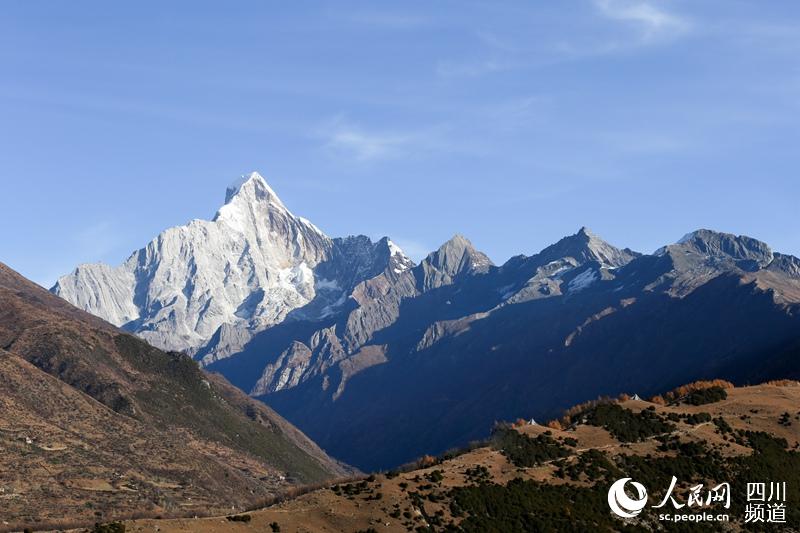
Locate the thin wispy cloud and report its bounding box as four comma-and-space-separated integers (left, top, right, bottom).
475, 31, 520, 53
317, 116, 476, 162
435, 58, 516, 79
437, 1, 690, 79
6, 0, 800, 283
319, 117, 412, 162
341, 11, 432, 30
0, 83, 295, 135
484, 95, 549, 120
593, 0, 690, 41
598, 129, 689, 155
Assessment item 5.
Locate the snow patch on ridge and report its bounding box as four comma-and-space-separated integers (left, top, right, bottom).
388, 239, 412, 273
387, 240, 405, 258
315, 277, 341, 291
497, 283, 517, 300
567, 268, 597, 294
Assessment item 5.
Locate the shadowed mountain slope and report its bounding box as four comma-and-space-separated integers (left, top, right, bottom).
247, 229, 800, 470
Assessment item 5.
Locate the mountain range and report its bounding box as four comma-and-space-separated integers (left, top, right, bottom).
53, 172, 800, 471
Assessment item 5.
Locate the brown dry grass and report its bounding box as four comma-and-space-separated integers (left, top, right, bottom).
106, 382, 800, 533
659, 379, 735, 402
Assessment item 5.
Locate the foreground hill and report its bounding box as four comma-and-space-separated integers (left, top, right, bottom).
120, 381, 800, 532
0, 263, 350, 530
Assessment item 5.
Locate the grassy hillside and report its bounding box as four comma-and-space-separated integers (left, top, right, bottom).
0, 262, 350, 530
122, 381, 800, 532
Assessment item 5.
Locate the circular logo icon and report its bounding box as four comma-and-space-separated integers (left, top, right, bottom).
608, 478, 648, 518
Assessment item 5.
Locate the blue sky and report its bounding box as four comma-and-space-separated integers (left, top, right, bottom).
2, 1, 799, 287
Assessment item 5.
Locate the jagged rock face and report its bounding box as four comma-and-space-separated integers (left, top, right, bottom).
535, 226, 639, 268
493, 228, 639, 304
320, 236, 411, 292
656, 229, 775, 273
259, 229, 800, 471
210, 228, 640, 402
647, 229, 781, 297
53, 173, 335, 352
242, 244, 417, 395
342, 267, 418, 353
194, 235, 415, 368
250, 327, 347, 396
673, 229, 774, 267
254, 235, 493, 394
769, 253, 800, 278
53, 172, 416, 364
289, 235, 415, 324
416, 234, 493, 291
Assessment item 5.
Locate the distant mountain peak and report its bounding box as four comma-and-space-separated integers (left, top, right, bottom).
678, 228, 769, 248
222, 171, 286, 209
413, 235, 492, 291
428, 234, 492, 272
538, 227, 638, 269
381, 238, 415, 272
676, 228, 740, 246
434, 234, 480, 255
213, 170, 329, 249
445, 233, 471, 246
666, 229, 774, 269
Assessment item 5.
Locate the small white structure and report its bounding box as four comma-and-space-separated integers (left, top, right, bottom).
631, 394, 642, 401
528, 418, 537, 426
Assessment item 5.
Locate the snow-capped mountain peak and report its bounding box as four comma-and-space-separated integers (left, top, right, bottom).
53, 171, 333, 354
216, 171, 292, 230
223, 171, 285, 207
53, 172, 422, 365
